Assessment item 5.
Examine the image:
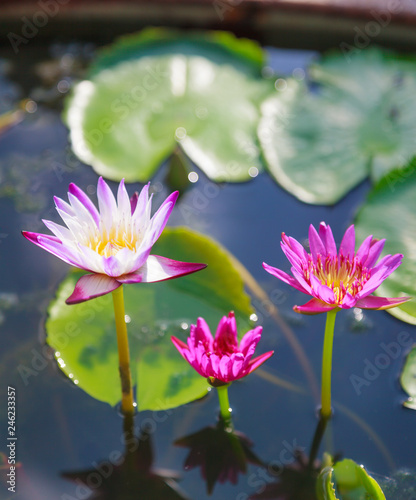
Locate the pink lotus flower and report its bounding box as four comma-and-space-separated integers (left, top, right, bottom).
23, 177, 206, 304
263, 222, 409, 315
171, 312, 273, 385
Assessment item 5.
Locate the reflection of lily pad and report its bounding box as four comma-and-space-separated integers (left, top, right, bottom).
317, 458, 386, 499
46, 228, 254, 411
400, 345, 416, 410
259, 47, 416, 204
64, 28, 272, 183
354, 160, 416, 324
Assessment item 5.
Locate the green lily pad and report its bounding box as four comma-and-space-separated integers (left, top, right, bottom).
317, 458, 386, 500
400, 345, 416, 410
259, 47, 416, 204
64, 29, 272, 183
354, 159, 416, 324
45, 227, 254, 411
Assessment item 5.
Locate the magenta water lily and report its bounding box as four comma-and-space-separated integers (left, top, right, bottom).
263, 222, 408, 315
263, 222, 409, 418
23, 178, 207, 415
172, 312, 273, 420
23, 177, 206, 304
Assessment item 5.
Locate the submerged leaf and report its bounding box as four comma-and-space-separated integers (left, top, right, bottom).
400, 345, 416, 410
354, 159, 416, 324
64, 28, 272, 183
46, 228, 254, 411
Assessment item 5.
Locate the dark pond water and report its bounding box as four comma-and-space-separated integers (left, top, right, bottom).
0, 39, 415, 500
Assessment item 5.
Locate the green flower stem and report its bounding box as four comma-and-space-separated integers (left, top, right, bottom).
217, 384, 232, 422
112, 285, 135, 415
321, 309, 338, 419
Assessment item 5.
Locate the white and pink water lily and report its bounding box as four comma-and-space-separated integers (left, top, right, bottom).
23, 177, 206, 304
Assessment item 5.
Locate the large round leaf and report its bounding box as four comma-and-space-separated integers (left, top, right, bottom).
259, 47, 416, 204
45, 228, 254, 411
354, 160, 416, 324
64, 29, 272, 183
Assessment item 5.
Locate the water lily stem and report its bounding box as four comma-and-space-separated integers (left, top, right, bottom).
321, 309, 338, 419
217, 384, 232, 422
112, 285, 135, 415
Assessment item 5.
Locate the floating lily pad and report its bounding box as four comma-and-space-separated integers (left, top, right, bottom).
259, 47, 416, 204
64, 29, 272, 183
400, 345, 416, 410
45, 227, 254, 411
354, 159, 416, 324
317, 458, 386, 500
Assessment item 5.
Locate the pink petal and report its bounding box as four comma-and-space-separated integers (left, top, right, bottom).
117, 255, 206, 283
245, 350, 274, 375
309, 224, 325, 263
144, 191, 179, 248
339, 225, 355, 258
355, 235, 373, 264
68, 182, 100, 226
262, 263, 308, 293
214, 312, 238, 353
294, 298, 338, 315
356, 295, 411, 310
66, 274, 120, 304
310, 275, 335, 304
116, 179, 131, 217
22, 231, 84, 269
97, 177, 117, 226
231, 352, 245, 378
339, 292, 357, 308
130, 191, 139, 215
363, 239, 385, 268
219, 355, 232, 381
319, 222, 337, 256
193, 317, 214, 350
239, 327, 262, 357
282, 233, 309, 261
171, 336, 189, 358
132, 183, 150, 219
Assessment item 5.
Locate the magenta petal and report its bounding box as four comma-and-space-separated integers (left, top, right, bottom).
214, 313, 238, 353
263, 263, 308, 294
130, 191, 139, 215
231, 352, 245, 378
68, 182, 100, 226
310, 275, 335, 304
308, 224, 326, 262
193, 317, 214, 350
319, 222, 337, 256
122, 255, 206, 283
363, 239, 385, 268
171, 336, 189, 358
339, 225, 355, 257
356, 295, 410, 310
355, 235, 373, 264
294, 298, 338, 315
66, 274, 120, 304
246, 350, 274, 375
239, 327, 262, 357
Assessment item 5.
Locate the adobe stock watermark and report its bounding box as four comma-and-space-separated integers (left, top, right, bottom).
234, 438, 306, 500
60, 406, 174, 500
340, 0, 403, 62
7, 0, 70, 54
350, 331, 414, 396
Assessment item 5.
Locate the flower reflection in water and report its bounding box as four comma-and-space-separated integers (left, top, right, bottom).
175, 415, 264, 495
62, 414, 189, 500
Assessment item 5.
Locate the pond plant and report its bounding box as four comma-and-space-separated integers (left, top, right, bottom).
263, 222, 409, 418
22, 177, 206, 414
4, 28, 415, 500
